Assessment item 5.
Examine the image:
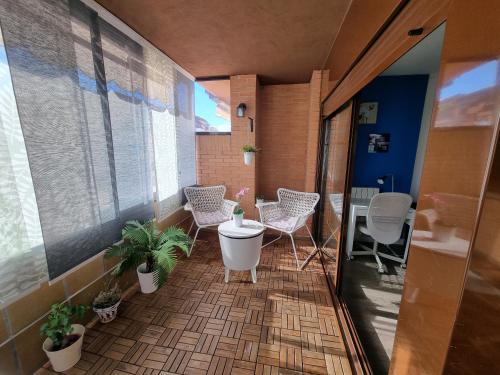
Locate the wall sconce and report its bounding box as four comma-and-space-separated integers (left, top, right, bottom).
236, 102, 254, 132
236, 103, 246, 118
377, 174, 394, 192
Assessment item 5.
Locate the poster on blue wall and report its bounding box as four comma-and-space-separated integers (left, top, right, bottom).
368, 133, 390, 153
359, 102, 378, 124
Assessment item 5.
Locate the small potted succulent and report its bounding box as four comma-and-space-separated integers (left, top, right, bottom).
242, 145, 257, 165
256, 195, 265, 205
41, 303, 88, 372
106, 220, 191, 294
233, 187, 250, 227
93, 280, 121, 324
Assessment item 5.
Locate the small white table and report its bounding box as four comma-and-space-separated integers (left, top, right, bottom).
218, 220, 265, 283
346, 198, 416, 264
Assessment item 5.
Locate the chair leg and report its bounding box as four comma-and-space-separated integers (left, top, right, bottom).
288, 234, 301, 270
262, 232, 283, 248
305, 225, 317, 249
299, 226, 320, 270
373, 241, 384, 273
188, 227, 201, 257
187, 219, 194, 236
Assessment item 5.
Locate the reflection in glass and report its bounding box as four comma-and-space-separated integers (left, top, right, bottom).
318, 103, 353, 283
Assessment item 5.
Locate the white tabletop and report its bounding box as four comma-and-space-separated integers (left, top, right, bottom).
218, 219, 265, 238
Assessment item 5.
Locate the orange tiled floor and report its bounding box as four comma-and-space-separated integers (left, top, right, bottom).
38, 232, 352, 375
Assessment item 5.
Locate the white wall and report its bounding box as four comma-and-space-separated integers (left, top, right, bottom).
410, 72, 439, 200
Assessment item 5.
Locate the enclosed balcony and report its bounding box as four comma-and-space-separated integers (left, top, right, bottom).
0, 1, 499, 375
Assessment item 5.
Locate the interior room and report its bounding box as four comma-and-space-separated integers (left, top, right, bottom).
339, 25, 445, 375
0, 1, 498, 375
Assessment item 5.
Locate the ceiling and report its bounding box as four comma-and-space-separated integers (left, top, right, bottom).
381, 23, 446, 76
95, 0, 352, 84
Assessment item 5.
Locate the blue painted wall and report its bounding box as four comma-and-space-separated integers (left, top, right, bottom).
353, 75, 428, 195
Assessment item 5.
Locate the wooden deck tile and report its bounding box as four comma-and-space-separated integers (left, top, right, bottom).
39, 233, 351, 375
235, 339, 259, 362
214, 336, 238, 358
207, 356, 233, 375
194, 333, 220, 355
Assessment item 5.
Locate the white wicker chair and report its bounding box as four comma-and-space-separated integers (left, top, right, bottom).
257, 188, 320, 269
184, 185, 238, 256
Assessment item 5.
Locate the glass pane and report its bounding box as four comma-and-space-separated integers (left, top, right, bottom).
318, 102, 353, 285
337, 24, 445, 375
195, 80, 230, 133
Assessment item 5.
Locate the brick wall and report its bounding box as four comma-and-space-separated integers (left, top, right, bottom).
257, 71, 323, 199
257, 83, 310, 198
196, 75, 258, 217
305, 71, 323, 192
196, 72, 323, 220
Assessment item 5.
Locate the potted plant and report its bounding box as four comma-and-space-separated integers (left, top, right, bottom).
106, 220, 191, 294
242, 145, 257, 165
233, 187, 250, 227
92, 280, 121, 324
41, 303, 88, 372
256, 195, 265, 205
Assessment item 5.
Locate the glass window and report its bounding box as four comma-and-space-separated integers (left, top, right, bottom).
0, 0, 196, 296
194, 80, 231, 133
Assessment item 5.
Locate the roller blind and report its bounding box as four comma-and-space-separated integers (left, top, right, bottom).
0, 0, 195, 289
0, 29, 47, 302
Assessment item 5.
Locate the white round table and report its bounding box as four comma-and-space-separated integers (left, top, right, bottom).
218, 219, 265, 283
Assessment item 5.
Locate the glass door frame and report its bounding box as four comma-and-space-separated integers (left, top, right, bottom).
313, 96, 375, 375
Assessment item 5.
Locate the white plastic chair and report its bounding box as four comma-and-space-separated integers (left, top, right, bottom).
352, 193, 412, 273
184, 185, 238, 256
351, 187, 379, 199
257, 188, 320, 269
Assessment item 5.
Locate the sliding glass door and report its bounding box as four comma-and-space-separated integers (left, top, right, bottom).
317, 101, 355, 287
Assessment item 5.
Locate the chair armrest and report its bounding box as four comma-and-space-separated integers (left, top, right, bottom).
293, 210, 315, 231
256, 201, 278, 208
299, 209, 315, 218
257, 202, 281, 223
221, 199, 238, 217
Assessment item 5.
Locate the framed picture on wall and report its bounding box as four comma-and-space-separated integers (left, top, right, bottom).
368, 133, 390, 153
359, 102, 378, 124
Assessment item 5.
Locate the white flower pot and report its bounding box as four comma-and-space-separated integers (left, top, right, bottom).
43, 324, 85, 372
93, 299, 121, 324
233, 213, 244, 227
256, 198, 265, 204
137, 263, 158, 294
243, 152, 254, 165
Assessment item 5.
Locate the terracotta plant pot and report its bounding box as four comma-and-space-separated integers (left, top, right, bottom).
137, 263, 159, 293
93, 299, 121, 324
43, 324, 85, 372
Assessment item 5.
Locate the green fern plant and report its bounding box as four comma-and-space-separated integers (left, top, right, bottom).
105, 220, 191, 288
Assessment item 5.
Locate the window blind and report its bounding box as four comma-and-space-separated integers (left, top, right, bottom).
0, 30, 47, 302
175, 70, 197, 198
0, 0, 196, 289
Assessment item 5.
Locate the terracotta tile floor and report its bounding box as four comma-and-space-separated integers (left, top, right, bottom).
38, 232, 352, 375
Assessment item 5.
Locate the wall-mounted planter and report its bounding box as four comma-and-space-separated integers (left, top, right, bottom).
243, 152, 255, 165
